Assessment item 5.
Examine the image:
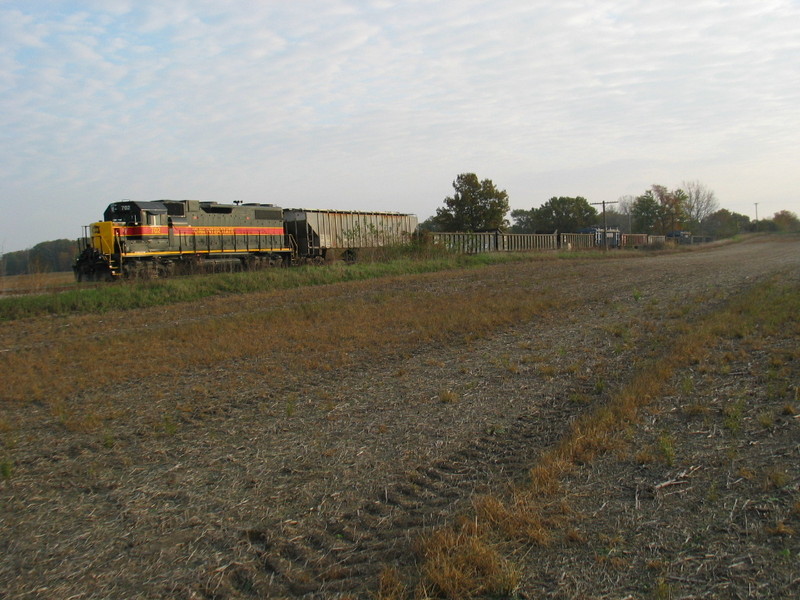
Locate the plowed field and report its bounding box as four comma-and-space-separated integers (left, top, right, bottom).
2, 235, 798, 599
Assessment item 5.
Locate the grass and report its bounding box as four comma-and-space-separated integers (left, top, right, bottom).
0, 243, 687, 322
0, 250, 553, 321
0, 458, 12, 480
3, 252, 586, 419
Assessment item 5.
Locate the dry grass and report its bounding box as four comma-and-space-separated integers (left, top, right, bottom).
410, 275, 800, 597
417, 517, 520, 600
0, 270, 74, 292
0, 266, 563, 429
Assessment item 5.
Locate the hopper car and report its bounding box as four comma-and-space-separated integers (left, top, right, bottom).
73, 200, 418, 280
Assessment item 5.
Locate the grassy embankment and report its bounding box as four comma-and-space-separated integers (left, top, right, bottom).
0, 251, 558, 321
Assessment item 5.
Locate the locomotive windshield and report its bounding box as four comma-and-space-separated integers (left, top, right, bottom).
104, 203, 142, 224
103, 201, 167, 225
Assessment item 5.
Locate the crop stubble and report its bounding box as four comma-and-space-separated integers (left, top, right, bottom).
1, 236, 798, 599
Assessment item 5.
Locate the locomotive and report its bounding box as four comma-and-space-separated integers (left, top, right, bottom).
73, 199, 418, 280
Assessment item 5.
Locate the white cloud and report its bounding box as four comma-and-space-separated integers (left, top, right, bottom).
0, 0, 798, 251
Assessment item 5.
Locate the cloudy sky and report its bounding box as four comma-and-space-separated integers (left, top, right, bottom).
1, 0, 798, 252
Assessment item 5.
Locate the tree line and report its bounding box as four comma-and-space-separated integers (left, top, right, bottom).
421, 173, 799, 238
1, 239, 80, 276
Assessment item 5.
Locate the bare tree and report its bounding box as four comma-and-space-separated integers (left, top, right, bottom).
617, 195, 636, 233
681, 180, 719, 226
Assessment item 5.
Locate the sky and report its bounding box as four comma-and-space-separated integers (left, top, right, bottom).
1, 0, 798, 252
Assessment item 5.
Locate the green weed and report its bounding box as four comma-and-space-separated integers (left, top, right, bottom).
658, 433, 676, 466
286, 395, 297, 417
162, 415, 178, 436
723, 401, 745, 433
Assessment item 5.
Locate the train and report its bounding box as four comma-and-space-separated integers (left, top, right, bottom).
73, 199, 418, 280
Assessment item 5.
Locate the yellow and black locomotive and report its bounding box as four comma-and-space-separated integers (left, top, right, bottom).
73, 200, 290, 280
74, 200, 418, 280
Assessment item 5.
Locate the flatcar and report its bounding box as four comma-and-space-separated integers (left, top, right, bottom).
73, 200, 418, 280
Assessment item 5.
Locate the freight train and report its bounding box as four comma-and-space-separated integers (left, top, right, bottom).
73, 200, 418, 280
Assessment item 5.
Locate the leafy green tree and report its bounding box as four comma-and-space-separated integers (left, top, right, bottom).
509, 208, 537, 233
754, 218, 778, 232
417, 216, 441, 232
511, 196, 596, 233
536, 196, 596, 232
632, 193, 661, 234
701, 209, 751, 238
432, 173, 510, 232
601, 207, 628, 232
772, 210, 800, 232
651, 185, 688, 233
0, 239, 80, 275
632, 185, 688, 234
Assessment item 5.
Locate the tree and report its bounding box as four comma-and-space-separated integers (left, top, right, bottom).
701, 209, 750, 238
536, 196, 597, 232
650, 184, 688, 233
772, 210, 800, 232
616, 195, 636, 233
417, 216, 441, 232
632, 193, 661, 234
432, 173, 510, 232
632, 185, 688, 234
0, 239, 80, 275
681, 180, 719, 230
512, 196, 596, 233
509, 208, 537, 233
601, 207, 628, 232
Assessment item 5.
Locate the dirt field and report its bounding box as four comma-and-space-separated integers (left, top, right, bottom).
1, 235, 798, 599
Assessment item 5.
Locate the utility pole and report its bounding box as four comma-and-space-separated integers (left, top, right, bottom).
590, 200, 618, 251
754, 202, 759, 232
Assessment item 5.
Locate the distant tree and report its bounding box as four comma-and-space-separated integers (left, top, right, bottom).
632, 185, 688, 234
432, 173, 510, 232
0, 239, 79, 275
631, 193, 661, 234
651, 184, 688, 233
701, 209, 751, 238
754, 218, 779, 232
1, 249, 28, 275
616, 195, 636, 233
772, 210, 800, 232
601, 207, 628, 232
681, 180, 719, 230
515, 196, 597, 233
509, 208, 537, 233
417, 216, 441, 232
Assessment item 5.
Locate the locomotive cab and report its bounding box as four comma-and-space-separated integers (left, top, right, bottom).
105, 201, 167, 226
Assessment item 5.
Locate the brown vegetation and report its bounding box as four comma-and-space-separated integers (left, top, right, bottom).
1, 235, 798, 599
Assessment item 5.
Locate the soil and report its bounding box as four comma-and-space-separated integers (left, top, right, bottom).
1, 235, 798, 599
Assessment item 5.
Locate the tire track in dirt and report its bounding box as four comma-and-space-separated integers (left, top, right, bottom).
207, 238, 800, 598
232, 408, 576, 597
